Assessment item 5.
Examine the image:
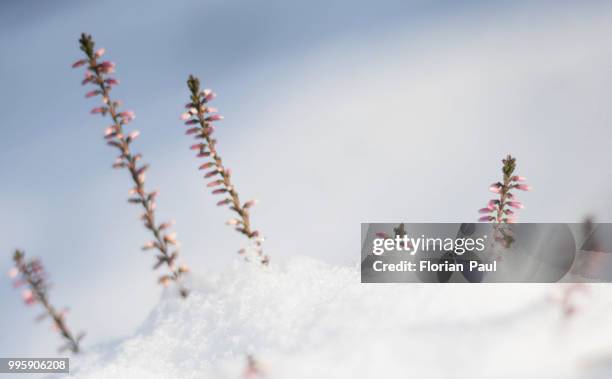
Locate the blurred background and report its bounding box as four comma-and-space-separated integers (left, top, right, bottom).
1, 0, 611, 357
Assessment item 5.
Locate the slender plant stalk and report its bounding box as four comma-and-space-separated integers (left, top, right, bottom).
73, 33, 189, 296
10, 250, 84, 353
181, 75, 269, 265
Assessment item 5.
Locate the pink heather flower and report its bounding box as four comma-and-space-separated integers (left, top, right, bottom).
159, 276, 171, 287
489, 183, 502, 193
8, 267, 19, 279
515, 184, 531, 191
72, 59, 87, 68
91, 107, 106, 114
104, 126, 117, 136
507, 201, 524, 209
207, 180, 224, 187
164, 232, 178, 245
185, 119, 199, 125
104, 78, 119, 86
158, 220, 176, 230
85, 90, 100, 98
488, 199, 499, 207
128, 131, 140, 140
512, 176, 527, 182
503, 209, 514, 215
190, 143, 205, 150
119, 111, 135, 121
98, 61, 116, 73
479, 216, 494, 222
206, 107, 218, 113
212, 188, 227, 194
217, 199, 231, 206
478, 207, 492, 214
188, 107, 198, 115
204, 171, 218, 178
199, 162, 215, 170
81, 71, 94, 85
197, 152, 211, 158
226, 219, 240, 226
244, 200, 257, 208
142, 241, 156, 250
185, 127, 199, 135
22, 289, 35, 305
94, 48, 106, 57
205, 114, 224, 122
180, 112, 191, 121
202, 89, 216, 102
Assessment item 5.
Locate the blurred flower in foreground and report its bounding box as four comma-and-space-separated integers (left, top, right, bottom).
243, 355, 265, 379
10, 250, 85, 353
552, 283, 589, 319
181, 75, 269, 265
72, 33, 190, 297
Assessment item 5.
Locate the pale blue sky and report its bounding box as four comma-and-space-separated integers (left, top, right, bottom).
1, 0, 611, 359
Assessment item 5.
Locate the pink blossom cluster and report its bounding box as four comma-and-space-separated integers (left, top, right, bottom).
181, 75, 269, 265
72, 33, 189, 297
10, 250, 84, 353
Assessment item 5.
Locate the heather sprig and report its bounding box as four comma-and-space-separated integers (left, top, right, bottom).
478, 154, 531, 224
73, 33, 190, 297
556, 283, 589, 318
9, 250, 84, 354
477, 155, 531, 248
182, 75, 269, 265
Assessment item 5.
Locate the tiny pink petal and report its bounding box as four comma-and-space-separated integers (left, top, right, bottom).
72, 59, 87, 68
8, 267, 19, 279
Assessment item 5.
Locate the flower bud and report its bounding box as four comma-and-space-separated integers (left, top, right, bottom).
72, 59, 87, 68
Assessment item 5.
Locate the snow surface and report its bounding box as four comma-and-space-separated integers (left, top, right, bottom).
64, 256, 612, 379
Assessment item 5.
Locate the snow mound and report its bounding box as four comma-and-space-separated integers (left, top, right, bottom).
68, 256, 612, 379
